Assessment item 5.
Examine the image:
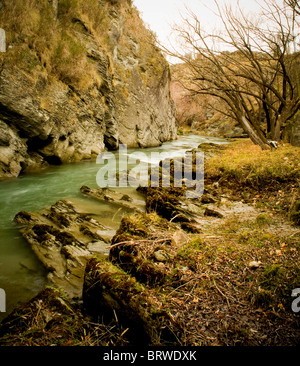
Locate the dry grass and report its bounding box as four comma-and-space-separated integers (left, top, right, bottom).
0, 0, 112, 90
1, 139, 299, 346
0, 287, 130, 346
206, 139, 300, 186
205, 139, 300, 221
0, 0, 165, 92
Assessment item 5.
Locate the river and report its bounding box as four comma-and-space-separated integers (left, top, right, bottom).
0, 134, 227, 320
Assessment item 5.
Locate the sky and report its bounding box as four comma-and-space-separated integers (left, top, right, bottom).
133, 0, 282, 54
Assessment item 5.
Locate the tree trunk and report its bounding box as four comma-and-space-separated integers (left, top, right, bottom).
240, 116, 269, 150
273, 115, 282, 141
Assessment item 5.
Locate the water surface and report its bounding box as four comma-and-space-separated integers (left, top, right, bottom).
0, 134, 227, 320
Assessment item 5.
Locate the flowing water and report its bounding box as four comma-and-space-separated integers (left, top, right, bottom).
0, 134, 227, 320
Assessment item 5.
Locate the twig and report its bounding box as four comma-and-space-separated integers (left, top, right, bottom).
170, 214, 182, 223
112, 207, 122, 221
212, 279, 230, 307
109, 238, 172, 249
167, 278, 196, 297
288, 231, 300, 238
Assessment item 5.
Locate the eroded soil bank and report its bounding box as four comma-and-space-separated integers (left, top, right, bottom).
0, 139, 299, 346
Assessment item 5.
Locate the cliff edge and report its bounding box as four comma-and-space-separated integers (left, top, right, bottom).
0, 0, 177, 179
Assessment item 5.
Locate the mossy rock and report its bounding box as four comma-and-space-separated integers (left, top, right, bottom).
251, 264, 300, 309
109, 213, 176, 285
145, 187, 185, 220
83, 258, 175, 345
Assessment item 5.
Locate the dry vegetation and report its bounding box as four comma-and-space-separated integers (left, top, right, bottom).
1, 140, 299, 346
0, 287, 131, 346
170, 63, 241, 138
0, 0, 157, 91
205, 139, 300, 221
0, 0, 105, 89
168, 0, 300, 150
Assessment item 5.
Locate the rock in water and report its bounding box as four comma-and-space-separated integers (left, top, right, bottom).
14, 199, 117, 298
80, 186, 145, 213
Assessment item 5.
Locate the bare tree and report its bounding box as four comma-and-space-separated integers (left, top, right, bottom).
166, 0, 300, 150
284, 0, 300, 16
284, 0, 300, 52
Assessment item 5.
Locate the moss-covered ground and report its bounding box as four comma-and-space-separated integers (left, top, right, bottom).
1, 139, 299, 346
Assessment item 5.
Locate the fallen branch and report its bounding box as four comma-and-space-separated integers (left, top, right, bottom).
109, 238, 172, 249
212, 279, 230, 308
83, 258, 175, 345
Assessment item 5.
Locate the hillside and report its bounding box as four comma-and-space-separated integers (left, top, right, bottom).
0, 0, 177, 179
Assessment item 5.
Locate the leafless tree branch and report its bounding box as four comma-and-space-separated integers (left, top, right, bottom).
162, 0, 300, 149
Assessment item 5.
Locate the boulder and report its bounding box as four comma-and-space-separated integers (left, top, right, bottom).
80, 186, 145, 213
204, 207, 224, 218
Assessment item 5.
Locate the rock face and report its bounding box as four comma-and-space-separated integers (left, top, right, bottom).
0, 0, 176, 179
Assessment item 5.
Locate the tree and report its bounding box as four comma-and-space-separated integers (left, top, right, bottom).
284, 0, 300, 52
284, 0, 300, 16
166, 0, 300, 150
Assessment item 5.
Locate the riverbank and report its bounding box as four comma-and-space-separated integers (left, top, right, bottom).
0, 134, 227, 321
0, 139, 299, 346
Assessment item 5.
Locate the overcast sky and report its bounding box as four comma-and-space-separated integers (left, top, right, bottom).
133, 0, 274, 49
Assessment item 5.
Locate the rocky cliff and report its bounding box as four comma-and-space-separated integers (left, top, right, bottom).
0, 0, 176, 179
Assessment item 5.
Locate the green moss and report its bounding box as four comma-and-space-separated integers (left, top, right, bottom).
255, 213, 274, 227
175, 237, 203, 270
251, 264, 300, 309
